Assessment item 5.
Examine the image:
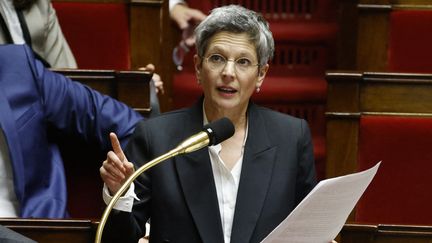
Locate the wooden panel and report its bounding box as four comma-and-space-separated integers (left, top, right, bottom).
51, 69, 152, 115
327, 71, 432, 115
1, 219, 98, 243
326, 72, 362, 112
361, 82, 432, 113
116, 70, 152, 112
129, 0, 164, 68
360, 72, 432, 113
54, 0, 127, 2
336, 0, 358, 70
356, 5, 390, 71
129, 0, 174, 112
325, 116, 359, 178
341, 223, 432, 243
392, 0, 432, 5
341, 223, 376, 243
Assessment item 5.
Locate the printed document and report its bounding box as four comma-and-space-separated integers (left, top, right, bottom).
261, 162, 381, 243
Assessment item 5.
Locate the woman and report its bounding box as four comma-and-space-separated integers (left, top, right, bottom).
100, 5, 316, 243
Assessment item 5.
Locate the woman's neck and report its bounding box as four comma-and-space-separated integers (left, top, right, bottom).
204, 105, 248, 171
203, 100, 248, 130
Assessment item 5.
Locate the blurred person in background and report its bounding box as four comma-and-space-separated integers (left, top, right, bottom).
0, 0, 76, 68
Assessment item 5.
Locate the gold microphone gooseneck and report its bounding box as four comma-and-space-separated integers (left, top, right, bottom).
94, 131, 210, 243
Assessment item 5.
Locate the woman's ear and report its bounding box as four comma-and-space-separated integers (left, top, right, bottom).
256, 63, 269, 87
193, 55, 203, 84
193, 54, 202, 76
258, 64, 269, 78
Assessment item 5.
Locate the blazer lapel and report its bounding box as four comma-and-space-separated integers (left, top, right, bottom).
231, 104, 277, 243
174, 101, 224, 243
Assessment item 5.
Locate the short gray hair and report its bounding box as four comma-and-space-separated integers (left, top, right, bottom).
195, 5, 275, 67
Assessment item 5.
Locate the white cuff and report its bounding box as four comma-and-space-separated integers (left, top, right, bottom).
169, 0, 186, 12
102, 183, 139, 212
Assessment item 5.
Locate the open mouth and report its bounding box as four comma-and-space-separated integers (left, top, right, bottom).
217, 87, 237, 94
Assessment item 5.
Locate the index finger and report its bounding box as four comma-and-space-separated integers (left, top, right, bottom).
110, 132, 125, 161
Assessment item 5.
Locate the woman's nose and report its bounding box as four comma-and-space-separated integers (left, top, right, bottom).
222, 59, 236, 76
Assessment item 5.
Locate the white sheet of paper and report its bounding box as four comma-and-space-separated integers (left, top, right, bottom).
261, 162, 381, 243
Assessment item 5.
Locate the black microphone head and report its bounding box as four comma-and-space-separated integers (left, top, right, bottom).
203, 117, 235, 146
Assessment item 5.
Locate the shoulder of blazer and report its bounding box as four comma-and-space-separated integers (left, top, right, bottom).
250, 103, 305, 128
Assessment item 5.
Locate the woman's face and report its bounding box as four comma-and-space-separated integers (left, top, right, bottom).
194, 31, 269, 113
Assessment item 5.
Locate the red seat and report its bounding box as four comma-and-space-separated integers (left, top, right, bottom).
173, 74, 327, 106
53, 2, 131, 69
356, 115, 432, 225
254, 76, 327, 102
388, 10, 432, 73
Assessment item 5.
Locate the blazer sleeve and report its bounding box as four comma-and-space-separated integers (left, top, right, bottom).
24, 45, 143, 150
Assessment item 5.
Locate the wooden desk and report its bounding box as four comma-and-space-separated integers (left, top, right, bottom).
0, 218, 98, 243
5, 219, 432, 243
52, 68, 152, 116
341, 223, 432, 243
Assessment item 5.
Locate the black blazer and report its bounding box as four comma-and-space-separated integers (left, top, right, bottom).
104, 100, 316, 243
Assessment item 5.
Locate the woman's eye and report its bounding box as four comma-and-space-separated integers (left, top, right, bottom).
209, 54, 225, 63
237, 58, 252, 66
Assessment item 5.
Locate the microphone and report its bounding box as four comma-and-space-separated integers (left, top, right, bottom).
95, 117, 235, 243
176, 117, 235, 154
